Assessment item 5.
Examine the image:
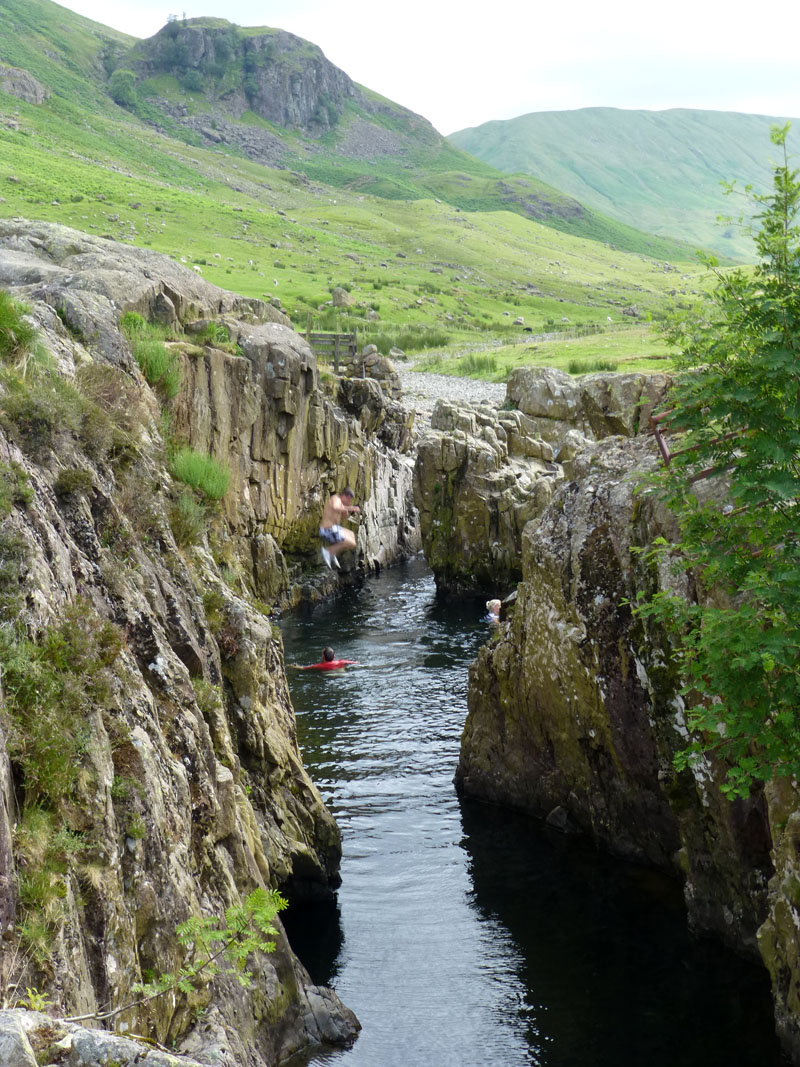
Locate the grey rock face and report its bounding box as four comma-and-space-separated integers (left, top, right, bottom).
0, 65, 48, 104
0, 221, 431, 1062
412, 369, 668, 595
0, 220, 418, 600
506, 365, 669, 453
458, 433, 776, 935
413, 398, 562, 595
455, 424, 800, 1060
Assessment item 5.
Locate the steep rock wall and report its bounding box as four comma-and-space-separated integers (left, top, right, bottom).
454, 416, 800, 1060
413, 399, 562, 595
172, 325, 418, 591
0, 221, 419, 1063
413, 368, 668, 597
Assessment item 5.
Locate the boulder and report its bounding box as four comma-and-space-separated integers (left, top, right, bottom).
331, 286, 355, 307
506, 366, 669, 446
341, 345, 402, 400
0, 65, 48, 104
0, 1012, 37, 1067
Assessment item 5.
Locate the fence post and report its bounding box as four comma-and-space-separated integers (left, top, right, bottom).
649, 413, 672, 466
334, 334, 340, 375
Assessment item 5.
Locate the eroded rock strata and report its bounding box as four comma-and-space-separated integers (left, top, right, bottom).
445, 369, 800, 1060
413, 398, 563, 595
412, 367, 669, 596
0, 221, 420, 1064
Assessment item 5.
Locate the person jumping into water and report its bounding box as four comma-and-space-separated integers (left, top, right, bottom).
319, 487, 360, 569
291, 647, 358, 671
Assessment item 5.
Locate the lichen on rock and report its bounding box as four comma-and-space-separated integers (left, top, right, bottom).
452, 404, 800, 1060
0, 220, 427, 1062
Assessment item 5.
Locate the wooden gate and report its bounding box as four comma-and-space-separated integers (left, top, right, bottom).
305, 330, 358, 374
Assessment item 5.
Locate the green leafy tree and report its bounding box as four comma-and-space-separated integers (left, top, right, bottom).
180, 69, 205, 93
108, 69, 137, 108
638, 124, 800, 798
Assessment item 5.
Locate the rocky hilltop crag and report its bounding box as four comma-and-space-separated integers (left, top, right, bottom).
122, 18, 443, 164
417, 367, 800, 1059
0, 220, 419, 1063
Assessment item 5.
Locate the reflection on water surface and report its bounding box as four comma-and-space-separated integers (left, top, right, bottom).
280, 556, 780, 1067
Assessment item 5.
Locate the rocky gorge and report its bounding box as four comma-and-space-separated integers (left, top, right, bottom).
0, 220, 419, 1065
2, 215, 800, 1067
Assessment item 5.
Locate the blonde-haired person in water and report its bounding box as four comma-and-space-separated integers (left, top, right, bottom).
485, 599, 501, 623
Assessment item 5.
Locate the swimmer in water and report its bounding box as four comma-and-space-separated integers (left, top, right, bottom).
484, 599, 501, 623
290, 646, 359, 671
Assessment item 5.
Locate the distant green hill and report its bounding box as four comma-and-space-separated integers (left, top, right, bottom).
0, 0, 709, 354
106, 14, 698, 261
450, 108, 800, 260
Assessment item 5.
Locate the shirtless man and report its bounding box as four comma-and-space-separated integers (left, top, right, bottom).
319, 487, 360, 568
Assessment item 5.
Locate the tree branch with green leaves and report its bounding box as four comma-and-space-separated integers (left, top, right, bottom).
65, 888, 287, 1024
636, 123, 800, 798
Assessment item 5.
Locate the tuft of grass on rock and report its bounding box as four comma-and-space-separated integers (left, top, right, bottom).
169, 488, 208, 546
121, 313, 182, 399
54, 467, 94, 498
0, 463, 34, 516
170, 447, 230, 501
0, 291, 37, 368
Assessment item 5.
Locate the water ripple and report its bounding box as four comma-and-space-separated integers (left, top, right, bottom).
281, 556, 779, 1067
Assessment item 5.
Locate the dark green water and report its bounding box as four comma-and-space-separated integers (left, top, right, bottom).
280, 556, 781, 1067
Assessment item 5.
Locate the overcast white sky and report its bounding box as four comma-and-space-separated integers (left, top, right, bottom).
54, 0, 800, 134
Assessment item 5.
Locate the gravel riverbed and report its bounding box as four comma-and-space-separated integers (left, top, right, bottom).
395, 365, 507, 430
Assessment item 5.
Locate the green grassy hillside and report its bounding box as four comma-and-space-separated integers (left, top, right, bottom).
108, 12, 699, 261
0, 0, 709, 359
450, 108, 800, 260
